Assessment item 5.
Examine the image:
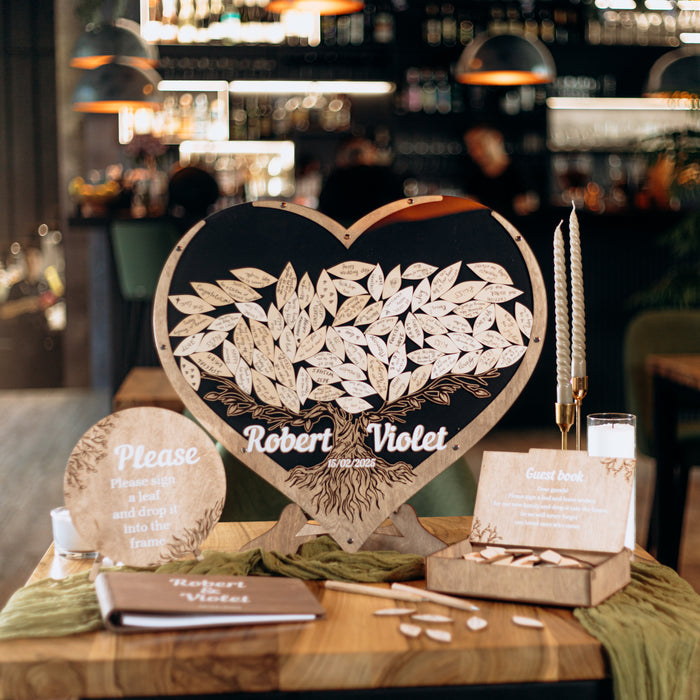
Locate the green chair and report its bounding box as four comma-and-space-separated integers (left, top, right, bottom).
109, 219, 181, 386
623, 309, 700, 567
110, 219, 181, 302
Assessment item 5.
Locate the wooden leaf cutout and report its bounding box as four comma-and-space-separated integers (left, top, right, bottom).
207, 312, 242, 332
294, 327, 327, 363
367, 264, 385, 302
415, 313, 448, 336
336, 396, 373, 414
475, 348, 503, 374
441, 281, 487, 304
497, 345, 527, 368
308, 384, 344, 402
344, 341, 368, 370
325, 326, 347, 359
250, 319, 275, 359
296, 366, 313, 405
276, 262, 297, 309
441, 315, 472, 334
222, 340, 241, 375
236, 301, 268, 323
232, 267, 277, 288
334, 279, 368, 297
180, 357, 201, 391
277, 384, 301, 413
475, 284, 523, 304
334, 325, 367, 346
515, 302, 533, 338
233, 319, 255, 364
388, 372, 411, 402
253, 348, 276, 379
380, 286, 413, 318
366, 316, 398, 337
317, 269, 338, 316
495, 306, 523, 345
473, 305, 496, 335
191, 351, 233, 377
431, 353, 459, 379
333, 294, 370, 326
235, 359, 252, 394
408, 364, 432, 394
169, 294, 215, 314
475, 330, 511, 348
455, 300, 491, 319
407, 348, 443, 365
308, 294, 326, 331
274, 346, 296, 388
282, 292, 300, 328
267, 304, 285, 340
405, 313, 424, 347
411, 278, 431, 312
430, 261, 461, 301
367, 334, 389, 364
173, 333, 203, 356
467, 262, 513, 285
341, 380, 377, 398
452, 351, 481, 375
198, 330, 227, 353
297, 272, 315, 309
367, 355, 388, 399
334, 363, 367, 381
402, 262, 438, 279
293, 309, 312, 344
308, 367, 341, 385
217, 279, 261, 302
251, 369, 282, 407
421, 300, 456, 318
426, 335, 460, 354
382, 265, 402, 299
354, 300, 383, 326
191, 282, 234, 306
328, 260, 375, 280
170, 314, 214, 337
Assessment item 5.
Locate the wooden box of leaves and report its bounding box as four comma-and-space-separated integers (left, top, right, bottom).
427, 449, 634, 607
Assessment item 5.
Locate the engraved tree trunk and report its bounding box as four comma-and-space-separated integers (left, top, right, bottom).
286, 403, 414, 521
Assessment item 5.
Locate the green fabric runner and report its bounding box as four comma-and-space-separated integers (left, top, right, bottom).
0, 536, 423, 640
574, 559, 700, 700
1, 542, 699, 700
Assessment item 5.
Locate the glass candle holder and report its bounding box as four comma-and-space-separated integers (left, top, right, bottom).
587, 413, 636, 550
50, 506, 97, 559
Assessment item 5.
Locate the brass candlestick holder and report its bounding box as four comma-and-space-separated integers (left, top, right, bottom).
572, 376, 588, 451
555, 402, 575, 450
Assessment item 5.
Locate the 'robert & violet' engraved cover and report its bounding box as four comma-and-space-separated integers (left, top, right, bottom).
95, 572, 325, 632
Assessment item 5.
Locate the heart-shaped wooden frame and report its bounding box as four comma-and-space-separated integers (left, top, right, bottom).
154, 196, 546, 551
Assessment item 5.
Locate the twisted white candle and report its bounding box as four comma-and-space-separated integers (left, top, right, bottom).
553, 221, 572, 404
569, 204, 586, 378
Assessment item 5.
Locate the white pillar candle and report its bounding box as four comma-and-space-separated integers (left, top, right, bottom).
587, 414, 636, 550
554, 221, 573, 404
569, 204, 586, 378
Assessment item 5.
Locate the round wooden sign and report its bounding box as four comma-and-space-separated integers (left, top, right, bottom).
64, 407, 226, 567
153, 196, 546, 551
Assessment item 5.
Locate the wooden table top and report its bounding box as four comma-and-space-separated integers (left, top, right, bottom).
0, 516, 641, 699
646, 354, 700, 393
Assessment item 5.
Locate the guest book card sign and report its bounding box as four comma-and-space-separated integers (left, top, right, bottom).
471, 448, 636, 552
64, 407, 226, 567
426, 448, 635, 607
153, 197, 547, 553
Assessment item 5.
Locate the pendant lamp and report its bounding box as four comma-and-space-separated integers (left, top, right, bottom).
267, 0, 364, 15
644, 47, 700, 96
455, 33, 556, 86
72, 60, 161, 113
71, 22, 158, 70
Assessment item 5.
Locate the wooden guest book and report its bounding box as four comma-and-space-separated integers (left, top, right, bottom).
153, 197, 547, 554
95, 572, 325, 632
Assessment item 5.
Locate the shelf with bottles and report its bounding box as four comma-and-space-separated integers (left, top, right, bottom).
547, 97, 700, 152
179, 139, 295, 202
